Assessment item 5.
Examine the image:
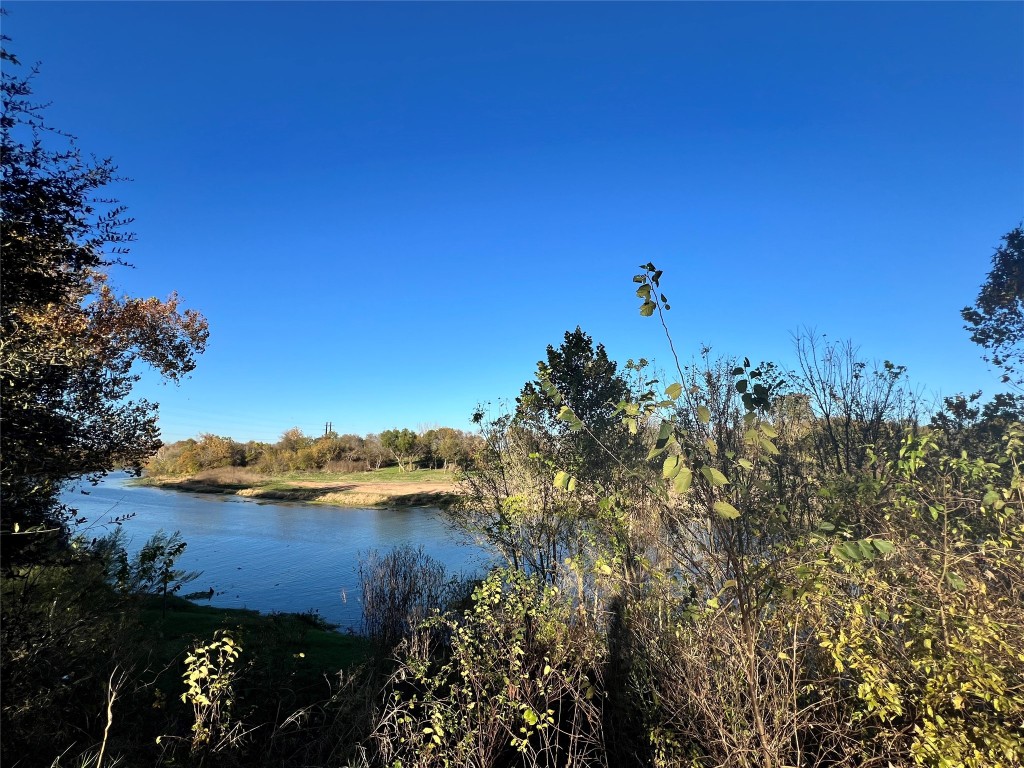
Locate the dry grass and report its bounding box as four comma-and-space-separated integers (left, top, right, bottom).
190, 466, 266, 486
143, 467, 459, 509
315, 491, 392, 507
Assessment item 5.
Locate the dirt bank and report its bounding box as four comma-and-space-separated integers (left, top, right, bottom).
137, 473, 460, 509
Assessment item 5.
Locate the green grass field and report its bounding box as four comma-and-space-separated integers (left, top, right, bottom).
269, 466, 453, 484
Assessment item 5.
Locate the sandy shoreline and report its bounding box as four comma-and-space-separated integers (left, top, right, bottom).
136, 475, 460, 509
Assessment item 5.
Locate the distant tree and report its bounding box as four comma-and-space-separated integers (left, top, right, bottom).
433, 426, 471, 471
363, 434, 390, 471
242, 440, 267, 467
192, 434, 242, 469
319, 433, 366, 472
419, 428, 439, 469
255, 444, 286, 474
380, 428, 420, 472
962, 226, 1024, 387
0, 42, 208, 568
335, 433, 366, 457
146, 439, 196, 475
277, 427, 311, 454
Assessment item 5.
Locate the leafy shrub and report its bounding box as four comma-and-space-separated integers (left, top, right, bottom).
374, 569, 606, 768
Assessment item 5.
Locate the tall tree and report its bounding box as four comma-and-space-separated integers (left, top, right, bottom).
962, 226, 1024, 387
516, 327, 635, 484
0, 41, 208, 568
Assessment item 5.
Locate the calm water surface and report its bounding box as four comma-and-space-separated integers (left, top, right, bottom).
62, 473, 489, 630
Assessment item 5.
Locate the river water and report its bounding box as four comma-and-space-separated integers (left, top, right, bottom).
61, 472, 489, 631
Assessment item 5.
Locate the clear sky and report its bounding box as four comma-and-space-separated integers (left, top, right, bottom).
6, 2, 1022, 444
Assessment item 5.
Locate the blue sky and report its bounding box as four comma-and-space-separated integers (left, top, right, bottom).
6, 2, 1022, 443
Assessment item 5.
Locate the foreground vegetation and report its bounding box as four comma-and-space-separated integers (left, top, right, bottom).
3, 32, 1023, 768
2, 536, 376, 767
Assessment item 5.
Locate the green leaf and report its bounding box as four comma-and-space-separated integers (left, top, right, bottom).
759, 423, 778, 439
557, 405, 583, 432
557, 406, 577, 423
665, 382, 682, 400
736, 458, 754, 470
701, 466, 729, 486
697, 405, 711, 424
636, 284, 652, 300
758, 434, 780, 455
655, 421, 673, 449
540, 379, 562, 406
713, 500, 740, 519
674, 466, 693, 493
872, 539, 895, 555
831, 542, 859, 563
663, 455, 682, 479
640, 300, 656, 317
553, 471, 570, 489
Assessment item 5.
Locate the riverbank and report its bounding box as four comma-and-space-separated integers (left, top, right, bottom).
133, 466, 462, 509
143, 594, 369, 669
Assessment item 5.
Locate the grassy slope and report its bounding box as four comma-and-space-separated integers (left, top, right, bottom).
141, 595, 369, 678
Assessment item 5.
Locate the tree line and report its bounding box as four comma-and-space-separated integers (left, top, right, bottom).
145, 425, 483, 476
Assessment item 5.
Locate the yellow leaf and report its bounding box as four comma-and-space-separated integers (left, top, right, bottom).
714, 500, 741, 519
674, 467, 693, 493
